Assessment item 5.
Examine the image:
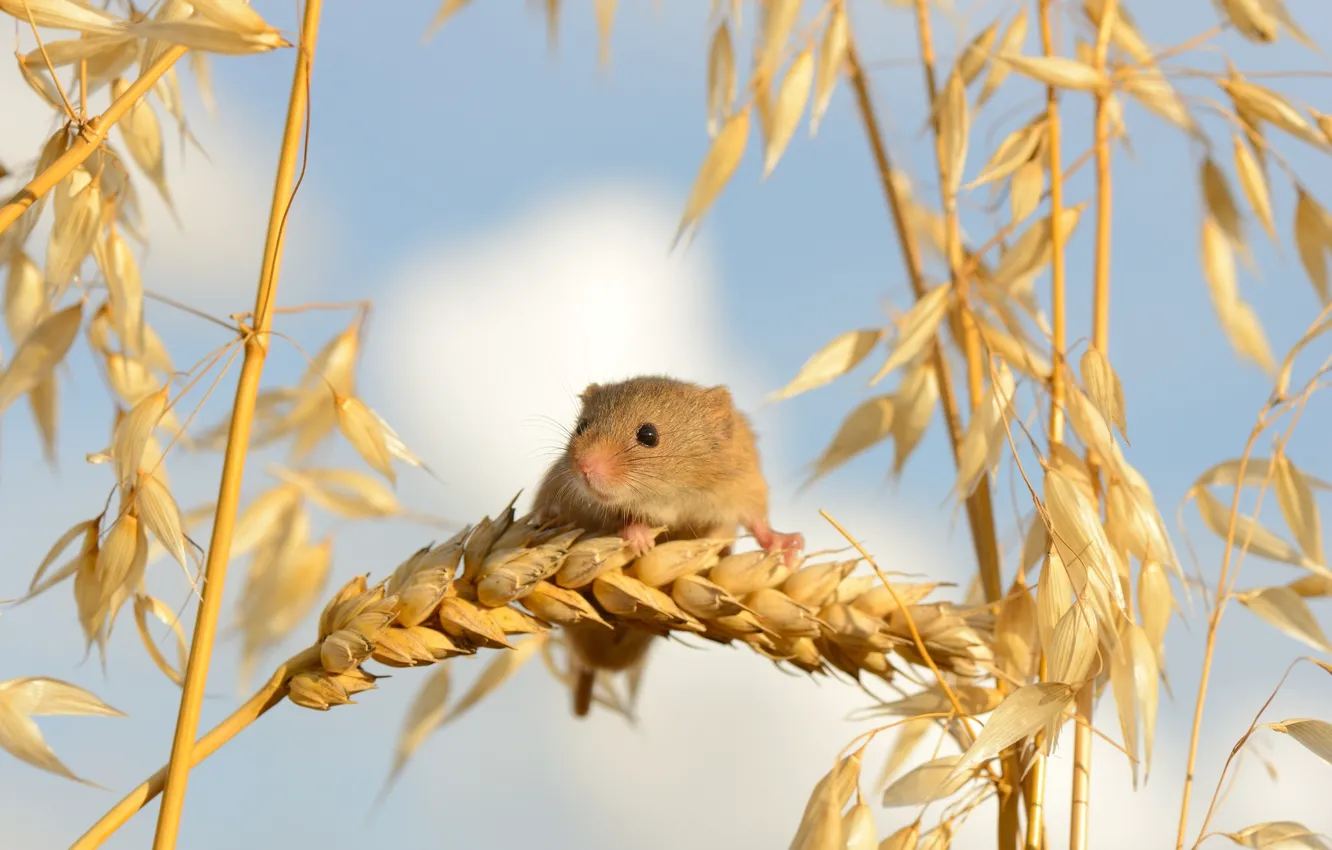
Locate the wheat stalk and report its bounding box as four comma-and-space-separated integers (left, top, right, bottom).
150, 3, 325, 846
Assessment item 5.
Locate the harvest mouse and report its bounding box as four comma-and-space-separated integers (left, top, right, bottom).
532, 375, 804, 717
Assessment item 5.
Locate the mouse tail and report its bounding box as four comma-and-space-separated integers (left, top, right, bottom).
573, 667, 595, 718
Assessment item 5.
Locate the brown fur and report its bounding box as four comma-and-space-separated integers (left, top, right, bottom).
533, 376, 800, 719
532, 376, 769, 540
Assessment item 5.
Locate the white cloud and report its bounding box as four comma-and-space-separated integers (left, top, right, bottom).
369, 182, 761, 519
0, 65, 330, 320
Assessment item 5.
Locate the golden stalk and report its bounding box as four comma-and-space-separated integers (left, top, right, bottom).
0, 45, 188, 234
843, 43, 964, 482
908, 0, 1013, 843
71, 648, 321, 850
906, 0, 1002, 605
150, 4, 324, 847
1024, 658, 1049, 850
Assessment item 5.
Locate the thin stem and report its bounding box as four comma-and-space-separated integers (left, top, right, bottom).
79, 53, 88, 120
71, 647, 320, 850
907, 0, 1003, 606
21, 0, 78, 121
845, 33, 1007, 616
0, 45, 188, 234
1030, 0, 1091, 845
1190, 659, 1308, 849
844, 39, 967, 457
150, 5, 323, 847
1175, 350, 1332, 849
1024, 657, 1049, 850
1091, 8, 1115, 356
821, 510, 979, 744
908, 2, 1012, 845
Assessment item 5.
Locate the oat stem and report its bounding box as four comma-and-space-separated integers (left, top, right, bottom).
150, 5, 323, 847
906, 0, 1014, 843
845, 31, 1006, 618
1024, 657, 1049, 850
71, 647, 321, 850
905, 1, 1002, 606
1029, 0, 1092, 845
843, 40, 964, 476
0, 45, 188, 234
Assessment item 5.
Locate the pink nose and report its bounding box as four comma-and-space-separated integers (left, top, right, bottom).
575, 453, 612, 486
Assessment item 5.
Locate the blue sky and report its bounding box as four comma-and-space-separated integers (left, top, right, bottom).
2, 1, 1331, 848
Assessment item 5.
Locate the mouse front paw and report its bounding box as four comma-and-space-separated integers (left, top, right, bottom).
754, 526, 805, 567
618, 522, 659, 557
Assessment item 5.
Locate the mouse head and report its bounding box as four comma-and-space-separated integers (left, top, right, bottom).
562, 376, 737, 509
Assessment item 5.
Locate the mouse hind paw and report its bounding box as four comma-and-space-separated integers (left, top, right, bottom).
749, 519, 805, 567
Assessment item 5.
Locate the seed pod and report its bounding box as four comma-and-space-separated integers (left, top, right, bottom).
712, 610, 770, 638
288, 670, 351, 710
392, 568, 452, 628
489, 605, 548, 635
630, 538, 729, 587
476, 544, 568, 606
437, 596, 512, 648
782, 559, 859, 607
518, 581, 609, 628
462, 506, 517, 582
317, 574, 368, 640
768, 635, 824, 671
342, 597, 397, 645
672, 574, 746, 620
745, 587, 822, 638
489, 511, 544, 555
819, 602, 893, 650
593, 571, 704, 632
850, 582, 942, 618
709, 549, 789, 595
832, 573, 876, 604
555, 536, 633, 587
845, 646, 894, 681
320, 628, 375, 674
336, 666, 381, 697
372, 625, 461, 667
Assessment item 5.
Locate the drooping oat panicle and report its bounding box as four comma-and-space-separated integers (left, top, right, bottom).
334, 394, 397, 484
0, 677, 124, 785
674, 105, 750, 245
0, 302, 81, 415
132, 594, 189, 685
806, 395, 894, 484
0, 0, 129, 34
809, 5, 846, 137
706, 20, 736, 137
25, 518, 100, 600
269, 465, 401, 519
762, 45, 813, 178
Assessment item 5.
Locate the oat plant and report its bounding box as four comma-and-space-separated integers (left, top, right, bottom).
2, 1, 1332, 849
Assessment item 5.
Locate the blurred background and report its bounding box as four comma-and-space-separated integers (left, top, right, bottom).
1, 1, 1330, 847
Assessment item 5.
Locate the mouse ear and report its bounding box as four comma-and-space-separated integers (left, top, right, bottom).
578, 383, 601, 402
703, 385, 733, 407
703, 385, 735, 440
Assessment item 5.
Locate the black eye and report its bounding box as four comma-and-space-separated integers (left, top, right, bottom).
636, 423, 658, 447
575, 419, 589, 436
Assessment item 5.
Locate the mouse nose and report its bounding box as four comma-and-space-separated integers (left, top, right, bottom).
575, 450, 613, 488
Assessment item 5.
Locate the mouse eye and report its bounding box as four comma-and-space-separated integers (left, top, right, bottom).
636, 423, 659, 448
575, 419, 589, 437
